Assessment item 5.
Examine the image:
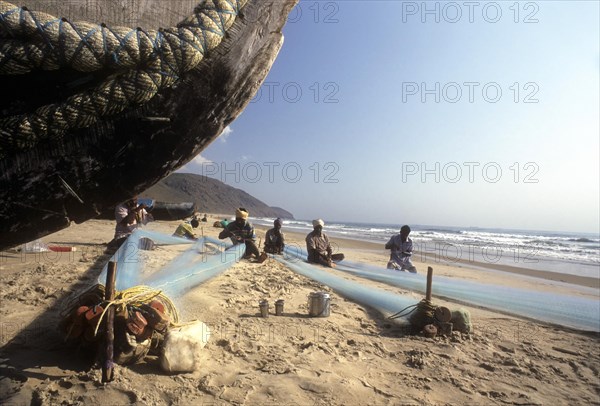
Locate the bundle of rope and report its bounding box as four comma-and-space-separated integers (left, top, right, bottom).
61, 284, 180, 352
0, 0, 249, 155
92, 285, 180, 337
389, 298, 437, 328
389, 298, 468, 337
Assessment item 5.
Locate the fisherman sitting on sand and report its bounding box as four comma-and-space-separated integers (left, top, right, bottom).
264, 218, 285, 254
219, 208, 267, 262
385, 225, 417, 273
306, 219, 344, 268
173, 217, 200, 240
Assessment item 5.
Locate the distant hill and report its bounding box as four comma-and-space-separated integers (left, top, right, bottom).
143, 173, 294, 219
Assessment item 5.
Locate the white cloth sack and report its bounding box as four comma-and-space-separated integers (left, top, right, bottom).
159, 321, 211, 373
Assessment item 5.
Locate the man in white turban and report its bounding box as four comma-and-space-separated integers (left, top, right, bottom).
305, 219, 344, 267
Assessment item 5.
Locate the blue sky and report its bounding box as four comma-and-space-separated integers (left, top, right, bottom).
179, 1, 599, 234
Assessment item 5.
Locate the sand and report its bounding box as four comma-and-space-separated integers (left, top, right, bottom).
1, 217, 599, 405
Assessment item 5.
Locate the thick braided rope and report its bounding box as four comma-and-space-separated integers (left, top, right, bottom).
0, 0, 248, 155
0, 0, 246, 74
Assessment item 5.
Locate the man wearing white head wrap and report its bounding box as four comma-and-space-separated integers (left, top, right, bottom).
305, 219, 344, 267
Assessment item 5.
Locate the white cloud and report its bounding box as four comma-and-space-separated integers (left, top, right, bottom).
177, 153, 213, 173
219, 126, 233, 143
191, 154, 213, 165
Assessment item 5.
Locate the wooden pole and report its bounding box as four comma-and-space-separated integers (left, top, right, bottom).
102, 261, 117, 383
425, 266, 433, 302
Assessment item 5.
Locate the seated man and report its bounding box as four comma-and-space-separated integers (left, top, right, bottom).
385, 225, 417, 273
173, 218, 200, 240
305, 219, 344, 268
108, 197, 152, 249
264, 218, 285, 254
218, 208, 266, 262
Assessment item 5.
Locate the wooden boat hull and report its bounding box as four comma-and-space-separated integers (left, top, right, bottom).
0, 0, 297, 249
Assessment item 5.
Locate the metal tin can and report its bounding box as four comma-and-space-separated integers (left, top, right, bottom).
259, 300, 269, 318
275, 299, 284, 316
307, 292, 330, 317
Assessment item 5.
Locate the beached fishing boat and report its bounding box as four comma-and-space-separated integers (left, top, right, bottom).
0, 0, 297, 250
96, 200, 197, 221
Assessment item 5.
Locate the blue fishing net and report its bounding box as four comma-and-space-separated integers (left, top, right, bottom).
98, 230, 245, 296
281, 247, 600, 332
97, 231, 599, 331
148, 237, 245, 297
275, 255, 416, 323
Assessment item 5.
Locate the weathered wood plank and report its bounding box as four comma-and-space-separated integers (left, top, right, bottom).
17, 0, 201, 27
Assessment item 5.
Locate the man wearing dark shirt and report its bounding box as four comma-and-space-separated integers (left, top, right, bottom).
218, 207, 265, 262
264, 218, 285, 254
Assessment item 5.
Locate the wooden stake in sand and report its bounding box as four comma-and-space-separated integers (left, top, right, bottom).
426, 266, 433, 301
102, 261, 117, 383
389, 266, 436, 323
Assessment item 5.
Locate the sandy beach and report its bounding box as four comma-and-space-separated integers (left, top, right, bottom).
1, 217, 599, 405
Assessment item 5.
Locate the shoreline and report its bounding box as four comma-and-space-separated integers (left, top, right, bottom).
251, 217, 599, 279
253, 224, 599, 290
3, 218, 597, 290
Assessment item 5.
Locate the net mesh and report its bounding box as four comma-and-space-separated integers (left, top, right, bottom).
98, 230, 245, 297
281, 247, 600, 332
97, 230, 599, 331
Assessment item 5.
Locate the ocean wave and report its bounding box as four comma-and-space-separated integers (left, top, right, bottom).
251, 217, 599, 265
568, 238, 599, 243
424, 228, 463, 234
526, 239, 567, 247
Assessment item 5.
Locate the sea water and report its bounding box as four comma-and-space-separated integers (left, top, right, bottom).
251, 218, 600, 279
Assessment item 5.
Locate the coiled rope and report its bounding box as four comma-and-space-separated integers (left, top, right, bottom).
0, 0, 248, 155
92, 284, 180, 337
389, 298, 437, 329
